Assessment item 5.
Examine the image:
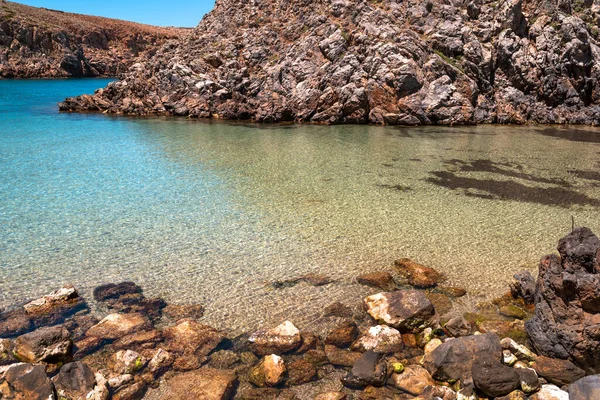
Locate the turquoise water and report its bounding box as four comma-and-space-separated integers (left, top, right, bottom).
1, 79, 600, 333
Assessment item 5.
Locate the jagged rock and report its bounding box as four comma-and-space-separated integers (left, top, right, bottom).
394, 258, 445, 288
325, 319, 358, 348
356, 272, 397, 291
531, 355, 586, 386
568, 374, 600, 400
391, 365, 435, 395
86, 313, 150, 340
14, 325, 72, 364
52, 361, 96, 400
445, 316, 472, 337
248, 354, 286, 387
0, 363, 56, 400
510, 271, 536, 304
156, 368, 237, 399
351, 325, 404, 354
163, 319, 225, 356
249, 321, 302, 356
472, 356, 521, 398
364, 290, 436, 332
525, 228, 600, 373
341, 350, 387, 389
422, 333, 502, 385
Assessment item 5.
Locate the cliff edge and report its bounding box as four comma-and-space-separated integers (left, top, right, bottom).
0, 1, 190, 78
60, 0, 600, 125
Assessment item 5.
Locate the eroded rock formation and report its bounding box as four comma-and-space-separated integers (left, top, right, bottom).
0, 1, 189, 78
60, 0, 600, 125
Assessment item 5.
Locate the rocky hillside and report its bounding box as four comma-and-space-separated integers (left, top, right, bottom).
0, 1, 190, 78
60, 0, 600, 125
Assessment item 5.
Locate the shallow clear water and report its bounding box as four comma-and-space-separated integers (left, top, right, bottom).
1, 79, 600, 333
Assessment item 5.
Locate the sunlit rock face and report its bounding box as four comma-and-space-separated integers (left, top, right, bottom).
60, 0, 600, 125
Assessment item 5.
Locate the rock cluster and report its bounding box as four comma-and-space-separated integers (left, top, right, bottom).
0, 2, 188, 78
60, 0, 600, 125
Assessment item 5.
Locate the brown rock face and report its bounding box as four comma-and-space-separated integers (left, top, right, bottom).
157, 368, 237, 400
60, 0, 600, 124
525, 227, 600, 373
0, 2, 188, 78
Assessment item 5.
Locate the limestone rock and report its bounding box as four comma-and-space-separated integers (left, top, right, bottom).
86, 313, 150, 340
364, 290, 436, 332
248, 354, 286, 387
351, 325, 404, 354
249, 321, 302, 356
391, 365, 435, 395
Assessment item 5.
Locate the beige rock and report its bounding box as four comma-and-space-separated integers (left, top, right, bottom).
86, 313, 149, 340
248, 354, 286, 387
351, 325, 404, 353
391, 365, 435, 395
249, 320, 302, 356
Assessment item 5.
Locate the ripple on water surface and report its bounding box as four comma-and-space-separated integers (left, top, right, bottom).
1, 80, 600, 334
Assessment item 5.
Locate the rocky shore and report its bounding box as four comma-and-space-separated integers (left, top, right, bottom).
60, 0, 600, 125
0, 1, 189, 78
1, 228, 600, 399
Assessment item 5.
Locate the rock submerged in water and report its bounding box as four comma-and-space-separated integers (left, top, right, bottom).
525, 227, 600, 373
394, 258, 445, 288
248, 321, 302, 356
364, 289, 437, 332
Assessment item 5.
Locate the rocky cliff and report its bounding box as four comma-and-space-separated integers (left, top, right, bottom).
0, 1, 189, 78
60, 0, 600, 125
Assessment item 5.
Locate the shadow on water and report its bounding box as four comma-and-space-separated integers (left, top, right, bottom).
446, 159, 573, 187
537, 127, 600, 143
426, 171, 600, 208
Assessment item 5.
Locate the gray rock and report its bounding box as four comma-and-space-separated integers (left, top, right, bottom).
364, 290, 436, 332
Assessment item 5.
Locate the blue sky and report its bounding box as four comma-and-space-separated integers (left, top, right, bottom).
17, 0, 215, 27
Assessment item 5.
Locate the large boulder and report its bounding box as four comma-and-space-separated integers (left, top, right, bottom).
52, 361, 96, 400
472, 356, 521, 397
14, 325, 72, 364
364, 290, 436, 332
0, 363, 56, 400
568, 374, 600, 400
525, 227, 600, 373
422, 333, 502, 386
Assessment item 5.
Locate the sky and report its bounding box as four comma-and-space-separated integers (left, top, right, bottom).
17, 0, 215, 27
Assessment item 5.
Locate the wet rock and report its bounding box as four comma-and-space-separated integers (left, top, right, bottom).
285, 359, 316, 386
351, 325, 403, 354
426, 292, 453, 315
14, 325, 72, 364
517, 367, 540, 394
272, 273, 332, 289
472, 355, 521, 398
364, 290, 436, 332
157, 368, 237, 399
172, 354, 203, 371
112, 381, 147, 400
391, 364, 435, 395
444, 316, 471, 337
324, 344, 362, 367
110, 350, 147, 374
499, 305, 527, 319
93, 282, 143, 302
112, 329, 162, 351
531, 355, 585, 386
86, 313, 150, 340
341, 350, 387, 389
526, 228, 600, 373
249, 321, 302, 356
394, 258, 444, 288
0, 310, 33, 338
325, 320, 358, 348
530, 384, 569, 400
52, 361, 96, 400
0, 339, 17, 365
0, 363, 56, 400
295, 332, 318, 353
147, 348, 173, 376
356, 272, 397, 291
163, 319, 225, 356
249, 354, 286, 387
314, 393, 346, 400
509, 271, 536, 304
422, 333, 502, 385
238, 387, 296, 400
568, 374, 600, 400
438, 286, 467, 298
73, 336, 104, 359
